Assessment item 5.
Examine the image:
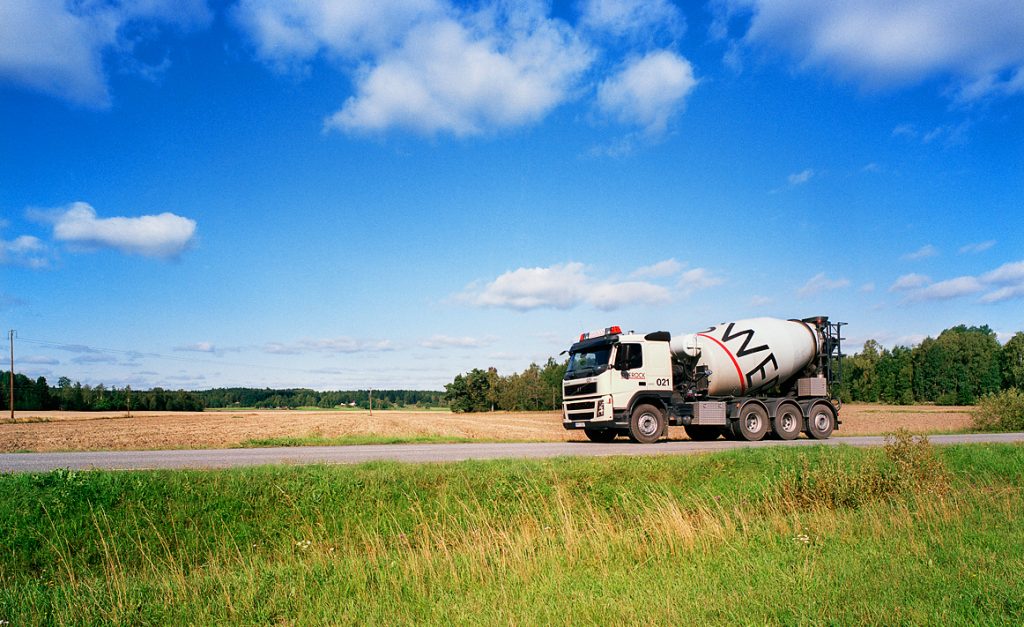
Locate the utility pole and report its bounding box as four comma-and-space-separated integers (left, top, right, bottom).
368, 388, 373, 417
126, 385, 132, 419
9, 330, 14, 422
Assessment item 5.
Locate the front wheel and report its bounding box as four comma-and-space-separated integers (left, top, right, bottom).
584, 429, 618, 443
628, 404, 665, 444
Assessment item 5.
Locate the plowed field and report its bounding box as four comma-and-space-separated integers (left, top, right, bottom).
0, 404, 975, 453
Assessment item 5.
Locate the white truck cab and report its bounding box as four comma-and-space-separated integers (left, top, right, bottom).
562, 327, 676, 443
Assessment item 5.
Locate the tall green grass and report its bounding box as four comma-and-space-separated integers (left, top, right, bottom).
1, 438, 1022, 624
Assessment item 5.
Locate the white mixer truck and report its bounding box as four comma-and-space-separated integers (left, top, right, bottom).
562, 316, 844, 443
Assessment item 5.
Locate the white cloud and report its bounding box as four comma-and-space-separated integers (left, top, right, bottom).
981, 260, 1024, 284
959, 240, 996, 254
47, 202, 196, 258
459, 260, 717, 311
907, 276, 984, 302
597, 50, 697, 136
19, 355, 60, 365
174, 342, 217, 353
889, 273, 930, 292
264, 337, 395, 354
579, 0, 684, 38
0, 235, 49, 268
729, 0, 1024, 101
797, 272, 850, 297
901, 244, 938, 261
749, 295, 773, 307
419, 335, 492, 349
677, 268, 724, 296
0, 0, 210, 108
981, 285, 1024, 304
630, 258, 682, 278
787, 169, 814, 185
859, 282, 875, 292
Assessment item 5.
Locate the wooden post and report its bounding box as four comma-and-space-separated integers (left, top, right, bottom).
8, 330, 13, 422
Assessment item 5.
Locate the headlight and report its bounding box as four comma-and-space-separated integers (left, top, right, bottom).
596, 400, 605, 417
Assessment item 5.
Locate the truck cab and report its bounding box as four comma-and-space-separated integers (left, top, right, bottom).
562, 327, 675, 443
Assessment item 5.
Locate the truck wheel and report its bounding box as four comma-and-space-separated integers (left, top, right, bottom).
628, 404, 664, 444
584, 429, 617, 443
806, 404, 835, 439
772, 405, 802, 440
735, 404, 769, 441
684, 425, 722, 441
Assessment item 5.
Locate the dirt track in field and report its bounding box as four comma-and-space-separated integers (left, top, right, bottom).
0, 404, 976, 453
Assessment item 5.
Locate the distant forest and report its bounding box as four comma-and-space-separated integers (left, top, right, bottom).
0, 375, 443, 412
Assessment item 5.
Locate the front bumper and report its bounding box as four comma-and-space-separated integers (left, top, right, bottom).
562, 395, 628, 430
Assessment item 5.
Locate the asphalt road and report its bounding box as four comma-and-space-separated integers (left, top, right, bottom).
2, 432, 1023, 473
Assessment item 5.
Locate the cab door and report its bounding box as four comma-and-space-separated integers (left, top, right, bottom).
610, 343, 646, 408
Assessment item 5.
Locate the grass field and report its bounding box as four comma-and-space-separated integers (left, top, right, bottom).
1, 403, 976, 453
1, 438, 1022, 624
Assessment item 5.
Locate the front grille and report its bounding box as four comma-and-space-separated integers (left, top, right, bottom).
564, 382, 597, 397
564, 399, 598, 422
566, 401, 592, 411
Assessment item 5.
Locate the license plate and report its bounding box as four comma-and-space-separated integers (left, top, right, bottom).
575, 422, 584, 428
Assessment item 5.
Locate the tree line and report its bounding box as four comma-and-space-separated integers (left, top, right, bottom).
839, 325, 1023, 405
196, 388, 444, 409
0, 374, 443, 412
0, 373, 204, 412
444, 358, 567, 412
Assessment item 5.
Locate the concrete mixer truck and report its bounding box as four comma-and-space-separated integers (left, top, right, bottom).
561, 316, 844, 443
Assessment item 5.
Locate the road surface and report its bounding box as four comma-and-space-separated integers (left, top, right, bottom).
1, 432, 1023, 473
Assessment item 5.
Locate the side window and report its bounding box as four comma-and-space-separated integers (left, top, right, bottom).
618, 343, 643, 370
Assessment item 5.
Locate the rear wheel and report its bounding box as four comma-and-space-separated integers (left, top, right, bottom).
772, 404, 803, 440
684, 425, 722, 441
628, 404, 665, 444
584, 429, 618, 443
734, 404, 769, 441
806, 403, 835, 439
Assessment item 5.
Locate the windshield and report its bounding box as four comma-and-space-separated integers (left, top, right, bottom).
566, 344, 613, 379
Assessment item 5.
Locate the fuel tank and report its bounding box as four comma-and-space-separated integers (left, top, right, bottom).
669, 317, 822, 397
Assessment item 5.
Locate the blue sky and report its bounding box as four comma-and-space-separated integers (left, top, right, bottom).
2, 0, 1023, 390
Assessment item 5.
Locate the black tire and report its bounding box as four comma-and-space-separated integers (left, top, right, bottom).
735, 404, 769, 441
806, 403, 835, 440
684, 425, 722, 441
772, 404, 802, 441
627, 404, 665, 444
584, 429, 618, 443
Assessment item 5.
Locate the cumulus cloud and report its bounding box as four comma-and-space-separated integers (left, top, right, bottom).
459, 260, 719, 311
678, 268, 724, 296
889, 273, 930, 291
630, 258, 682, 279
419, 335, 493, 349
174, 342, 217, 353
797, 272, 850, 297
264, 337, 395, 354
44, 202, 197, 258
0, 0, 211, 107
597, 50, 697, 137
726, 0, 1024, 101
787, 169, 814, 185
579, 0, 684, 39
906, 276, 984, 302
0, 235, 49, 268
893, 259, 1024, 303
959, 240, 996, 254
902, 244, 938, 261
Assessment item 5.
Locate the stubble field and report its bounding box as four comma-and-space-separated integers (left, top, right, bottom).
1, 403, 975, 453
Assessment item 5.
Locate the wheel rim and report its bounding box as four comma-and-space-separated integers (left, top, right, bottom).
814, 411, 830, 431
780, 412, 797, 433
638, 412, 659, 437
744, 411, 762, 433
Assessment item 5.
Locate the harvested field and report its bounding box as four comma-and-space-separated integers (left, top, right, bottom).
0, 403, 976, 453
